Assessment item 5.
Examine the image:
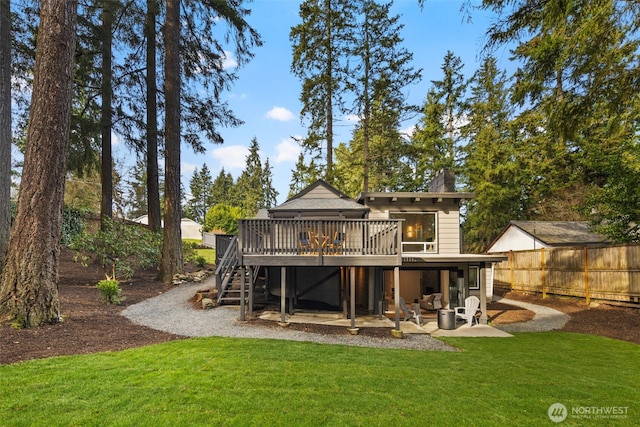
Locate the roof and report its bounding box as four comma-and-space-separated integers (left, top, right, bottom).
272, 197, 367, 212
356, 191, 475, 203
493, 221, 609, 248
269, 180, 368, 215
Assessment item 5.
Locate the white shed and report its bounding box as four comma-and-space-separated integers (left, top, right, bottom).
486, 221, 608, 253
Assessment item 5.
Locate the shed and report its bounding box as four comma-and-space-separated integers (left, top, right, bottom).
486, 221, 609, 253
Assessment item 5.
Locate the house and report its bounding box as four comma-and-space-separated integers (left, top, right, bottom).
131, 215, 203, 240
215, 172, 507, 331
486, 221, 609, 253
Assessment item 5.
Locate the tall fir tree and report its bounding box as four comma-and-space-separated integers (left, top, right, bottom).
185, 164, 214, 224
461, 56, 520, 252
291, 0, 357, 179
348, 0, 421, 192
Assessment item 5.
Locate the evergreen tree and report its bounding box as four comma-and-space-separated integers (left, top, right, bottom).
411, 52, 467, 190
160, 0, 183, 284
184, 164, 214, 224
481, 0, 640, 238
235, 137, 264, 217
262, 159, 279, 209
0, 0, 78, 327
348, 0, 421, 192
212, 168, 234, 206
0, 0, 10, 268
461, 56, 520, 252
291, 0, 357, 179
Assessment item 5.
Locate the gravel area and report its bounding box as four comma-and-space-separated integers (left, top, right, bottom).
492, 297, 569, 332
122, 279, 457, 352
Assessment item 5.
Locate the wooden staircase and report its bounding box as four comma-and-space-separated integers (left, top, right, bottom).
215, 235, 267, 306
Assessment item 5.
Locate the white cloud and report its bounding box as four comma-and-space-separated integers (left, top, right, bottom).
265, 106, 294, 122
222, 50, 238, 69
344, 114, 361, 123
400, 124, 416, 140
182, 161, 198, 175
275, 137, 301, 163
210, 145, 249, 170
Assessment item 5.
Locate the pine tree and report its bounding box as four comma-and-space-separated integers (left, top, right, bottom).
0, 0, 78, 327
212, 168, 234, 206
291, 0, 357, 179
461, 56, 520, 252
185, 164, 214, 224
411, 51, 467, 189
0, 0, 10, 268
348, 0, 421, 192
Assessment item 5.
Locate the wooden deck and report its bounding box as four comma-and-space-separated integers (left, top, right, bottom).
238, 219, 403, 267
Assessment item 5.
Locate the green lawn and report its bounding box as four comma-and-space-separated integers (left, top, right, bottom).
1, 332, 638, 426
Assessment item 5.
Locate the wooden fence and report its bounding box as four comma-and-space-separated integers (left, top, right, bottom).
492, 244, 640, 304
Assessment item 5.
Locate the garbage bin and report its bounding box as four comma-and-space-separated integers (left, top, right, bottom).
438, 309, 455, 330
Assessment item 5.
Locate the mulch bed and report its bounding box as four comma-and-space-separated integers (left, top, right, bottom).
1, 249, 639, 365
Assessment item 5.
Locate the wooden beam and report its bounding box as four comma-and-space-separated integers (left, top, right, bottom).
394, 267, 400, 331
240, 266, 246, 321
479, 263, 488, 325
280, 267, 286, 324
350, 267, 356, 329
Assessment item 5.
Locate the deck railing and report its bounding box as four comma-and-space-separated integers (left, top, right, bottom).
238, 219, 402, 259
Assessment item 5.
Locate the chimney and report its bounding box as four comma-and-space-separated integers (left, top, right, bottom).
428, 169, 455, 192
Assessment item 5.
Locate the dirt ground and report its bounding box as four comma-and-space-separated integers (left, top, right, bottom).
1, 249, 639, 365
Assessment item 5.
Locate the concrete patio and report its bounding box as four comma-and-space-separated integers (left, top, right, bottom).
258, 310, 513, 337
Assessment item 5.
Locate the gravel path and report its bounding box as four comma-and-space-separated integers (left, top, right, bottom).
493, 297, 569, 332
122, 279, 456, 351
123, 279, 567, 350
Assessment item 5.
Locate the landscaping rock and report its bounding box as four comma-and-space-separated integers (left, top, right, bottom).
201, 298, 215, 309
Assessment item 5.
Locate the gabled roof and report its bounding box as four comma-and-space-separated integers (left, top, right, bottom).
490, 220, 609, 249
269, 179, 368, 215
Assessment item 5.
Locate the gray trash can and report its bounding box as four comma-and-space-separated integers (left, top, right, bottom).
438, 309, 455, 330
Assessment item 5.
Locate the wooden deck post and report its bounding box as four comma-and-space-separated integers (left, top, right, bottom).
280, 266, 286, 324
248, 265, 254, 315
394, 266, 400, 331
350, 267, 356, 329
584, 246, 590, 305
541, 248, 546, 299
479, 263, 488, 325
240, 266, 246, 321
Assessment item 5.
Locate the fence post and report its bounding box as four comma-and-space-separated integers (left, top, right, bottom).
509, 250, 514, 291
541, 248, 546, 299
584, 246, 590, 305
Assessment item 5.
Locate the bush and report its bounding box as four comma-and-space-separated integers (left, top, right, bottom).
70, 218, 162, 279
61, 207, 88, 245
96, 276, 123, 304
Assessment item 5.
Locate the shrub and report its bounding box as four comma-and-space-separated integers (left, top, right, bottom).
96, 276, 123, 304
71, 218, 162, 279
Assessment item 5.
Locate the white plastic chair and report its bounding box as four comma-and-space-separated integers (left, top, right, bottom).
455, 296, 480, 327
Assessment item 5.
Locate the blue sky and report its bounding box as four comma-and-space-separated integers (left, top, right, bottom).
114, 0, 505, 206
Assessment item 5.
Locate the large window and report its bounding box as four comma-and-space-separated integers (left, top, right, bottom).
390, 212, 437, 253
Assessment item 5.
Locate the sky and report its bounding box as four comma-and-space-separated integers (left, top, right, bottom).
114, 0, 509, 207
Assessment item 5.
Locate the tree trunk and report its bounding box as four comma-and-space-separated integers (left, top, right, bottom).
145, 0, 161, 232
160, 0, 183, 284
0, 0, 78, 327
100, 0, 113, 227
0, 0, 11, 269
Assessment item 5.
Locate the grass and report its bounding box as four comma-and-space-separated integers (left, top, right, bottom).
1, 332, 638, 426
183, 239, 216, 266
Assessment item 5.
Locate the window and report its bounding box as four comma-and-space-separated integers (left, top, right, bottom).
469, 266, 480, 290
390, 212, 437, 253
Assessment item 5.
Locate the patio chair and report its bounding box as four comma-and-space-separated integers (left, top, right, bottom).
399, 297, 421, 324
455, 296, 481, 327
327, 231, 344, 252
298, 231, 312, 252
